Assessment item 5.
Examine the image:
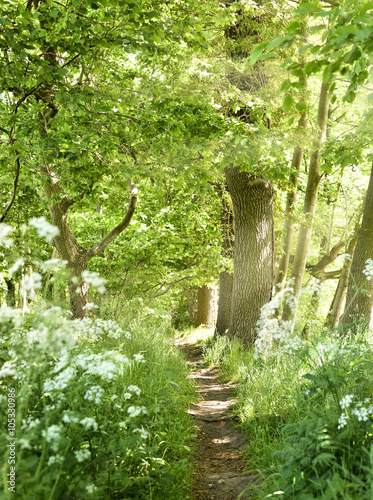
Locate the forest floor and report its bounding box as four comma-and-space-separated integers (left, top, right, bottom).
178, 337, 258, 500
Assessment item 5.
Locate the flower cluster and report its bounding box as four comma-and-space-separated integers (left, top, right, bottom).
254, 281, 295, 357
29, 216, 60, 243
338, 394, 373, 429
363, 258, 373, 281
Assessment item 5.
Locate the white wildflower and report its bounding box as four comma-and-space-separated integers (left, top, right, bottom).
124, 393, 132, 399
80, 417, 98, 431
85, 385, 105, 404
363, 259, 373, 281
133, 353, 145, 363
29, 217, 60, 243
75, 449, 91, 463
81, 270, 106, 294
8, 257, 24, 276
127, 385, 141, 396
62, 413, 79, 424
86, 484, 98, 494
338, 412, 348, 429
42, 425, 63, 452
134, 428, 150, 439
340, 395, 354, 409
351, 405, 373, 422
47, 454, 64, 466
127, 406, 147, 418
0, 223, 13, 247
18, 439, 31, 450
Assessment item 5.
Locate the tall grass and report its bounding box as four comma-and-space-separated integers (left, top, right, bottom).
203, 327, 373, 499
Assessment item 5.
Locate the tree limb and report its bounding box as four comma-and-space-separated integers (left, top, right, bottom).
145, 276, 192, 306
0, 156, 21, 223
86, 183, 138, 260
307, 240, 345, 276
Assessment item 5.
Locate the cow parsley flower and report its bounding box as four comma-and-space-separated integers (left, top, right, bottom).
133, 353, 145, 363
80, 417, 98, 431
86, 484, 98, 494
85, 385, 105, 404
363, 259, 373, 281
42, 425, 63, 451
340, 395, 354, 409
0, 223, 13, 247
338, 412, 348, 429
127, 406, 147, 418
29, 217, 60, 243
75, 449, 91, 463
47, 454, 64, 466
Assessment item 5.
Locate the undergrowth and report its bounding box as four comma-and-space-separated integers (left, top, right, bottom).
0, 306, 196, 499
203, 328, 373, 499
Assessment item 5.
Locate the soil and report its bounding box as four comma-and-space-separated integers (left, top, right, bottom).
179, 344, 258, 500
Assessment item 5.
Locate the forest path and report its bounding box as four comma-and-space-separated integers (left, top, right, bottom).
178, 343, 257, 500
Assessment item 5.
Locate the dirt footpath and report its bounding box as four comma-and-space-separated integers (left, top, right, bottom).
180, 344, 257, 500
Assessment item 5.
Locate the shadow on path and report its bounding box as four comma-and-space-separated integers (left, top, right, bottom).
179, 344, 258, 500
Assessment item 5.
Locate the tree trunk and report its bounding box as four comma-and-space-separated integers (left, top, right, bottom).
5, 279, 16, 307
42, 167, 138, 319
275, 108, 308, 291
195, 285, 217, 327
341, 163, 373, 328
282, 82, 331, 326
216, 271, 233, 335
187, 288, 198, 326
325, 229, 360, 328
225, 167, 274, 345
215, 184, 234, 336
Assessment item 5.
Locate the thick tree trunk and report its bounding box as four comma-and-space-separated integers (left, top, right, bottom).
341, 164, 373, 328
282, 82, 331, 326
275, 110, 308, 291
225, 167, 274, 345
215, 184, 234, 336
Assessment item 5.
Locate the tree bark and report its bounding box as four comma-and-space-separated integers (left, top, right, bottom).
215, 184, 234, 336
195, 285, 217, 327
42, 167, 138, 318
275, 108, 308, 291
225, 167, 274, 345
341, 163, 373, 328
282, 82, 331, 326
325, 223, 360, 328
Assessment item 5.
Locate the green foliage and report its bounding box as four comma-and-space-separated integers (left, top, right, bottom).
203, 326, 373, 499
0, 305, 196, 499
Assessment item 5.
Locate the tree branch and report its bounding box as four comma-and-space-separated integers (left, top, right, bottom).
0, 156, 21, 223
307, 240, 345, 276
145, 276, 192, 306
86, 182, 138, 260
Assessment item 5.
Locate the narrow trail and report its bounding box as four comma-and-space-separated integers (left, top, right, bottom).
179, 344, 257, 500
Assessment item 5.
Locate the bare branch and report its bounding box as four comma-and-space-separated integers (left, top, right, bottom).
0, 155, 21, 223
307, 240, 345, 276
145, 276, 192, 306
86, 182, 138, 260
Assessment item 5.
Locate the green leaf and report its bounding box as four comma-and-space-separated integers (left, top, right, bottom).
359, 1, 373, 14
291, 68, 306, 79
280, 79, 292, 93
283, 94, 295, 113
249, 42, 267, 65
294, 2, 322, 15
295, 101, 307, 112
304, 60, 322, 75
